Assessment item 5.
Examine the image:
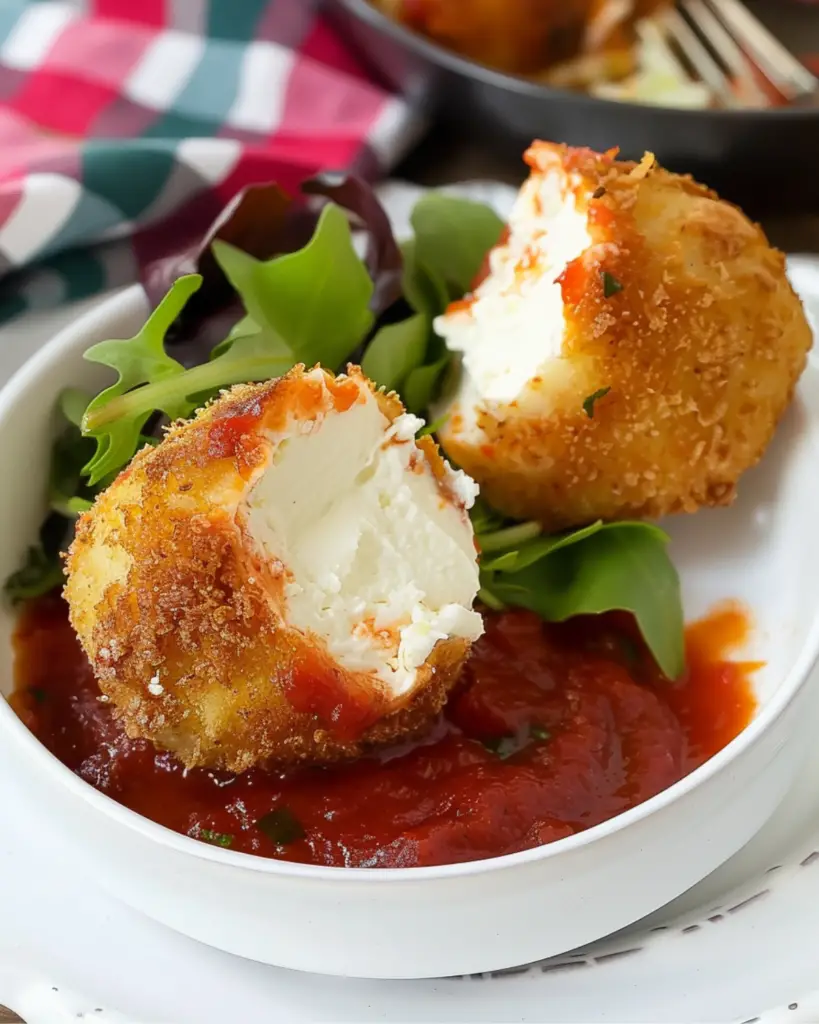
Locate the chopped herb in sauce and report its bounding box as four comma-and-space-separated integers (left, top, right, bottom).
481, 735, 518, 759
28, 686, 48, 705
257, 807, 306, 846
198, 828, 234, 848
601, 271, 623, 298
483, 723, 551, 758
583, 387, 611, 418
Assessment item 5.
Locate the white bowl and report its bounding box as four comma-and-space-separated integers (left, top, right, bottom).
0, 285, 818, 980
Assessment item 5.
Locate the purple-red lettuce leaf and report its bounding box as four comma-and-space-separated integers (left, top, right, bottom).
302, 172, 403, 316
141, 183, 319, 364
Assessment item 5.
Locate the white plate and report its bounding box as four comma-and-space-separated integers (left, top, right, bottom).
1, 184, 819, 1022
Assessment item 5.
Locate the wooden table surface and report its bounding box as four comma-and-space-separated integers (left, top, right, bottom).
395, 0, 819, 253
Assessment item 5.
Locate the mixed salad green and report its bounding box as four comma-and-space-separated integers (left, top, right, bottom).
4, 174, 684, 679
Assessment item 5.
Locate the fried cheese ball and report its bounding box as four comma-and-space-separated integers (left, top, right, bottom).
434, 142, 812, 531
65, 367, 483, 772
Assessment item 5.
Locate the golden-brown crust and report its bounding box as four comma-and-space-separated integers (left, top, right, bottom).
65, 366, 472, 772
439, 142, 812, 530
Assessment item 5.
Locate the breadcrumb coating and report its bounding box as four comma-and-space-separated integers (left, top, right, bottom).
65, 367, 473, 772
438, 142, 812, 530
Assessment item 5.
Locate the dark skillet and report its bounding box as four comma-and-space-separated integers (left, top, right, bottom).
326, 0, 819, 215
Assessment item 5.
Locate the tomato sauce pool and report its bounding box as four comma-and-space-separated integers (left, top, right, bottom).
10, 595, 757, 868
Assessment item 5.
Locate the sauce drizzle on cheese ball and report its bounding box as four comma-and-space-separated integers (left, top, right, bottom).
434, 142, 812, 531
64, 366, 483, 772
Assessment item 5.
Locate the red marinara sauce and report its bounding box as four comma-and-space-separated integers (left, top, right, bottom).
10, 595, 757, 868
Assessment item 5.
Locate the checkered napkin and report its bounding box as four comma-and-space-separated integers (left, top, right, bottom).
0, 0, 422, 323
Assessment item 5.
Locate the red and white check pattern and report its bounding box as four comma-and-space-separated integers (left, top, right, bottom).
0, 0, 424, 321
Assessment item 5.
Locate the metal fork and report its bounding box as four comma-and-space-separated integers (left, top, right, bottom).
661, 0, 819, 108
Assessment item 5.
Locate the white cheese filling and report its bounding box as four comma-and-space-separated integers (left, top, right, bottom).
434, 166, 593, 404
245, 379, 483, 698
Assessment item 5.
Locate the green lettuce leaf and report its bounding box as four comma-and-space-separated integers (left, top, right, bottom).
77, 195, 503, 494
80, 205, 376, 486
82, 275, 201, 484
401, 356, 449, 415
4, 544, 64, 605
478, 519, 684, 680
400, 238, 449, 318
383, 195, 502, 415
12, 183, 685, 678
212, 203, 374, 370
6, 391, 116, 602
361, 313, 428, 392
410, 193, 504, 296
49, 421, 97, 518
